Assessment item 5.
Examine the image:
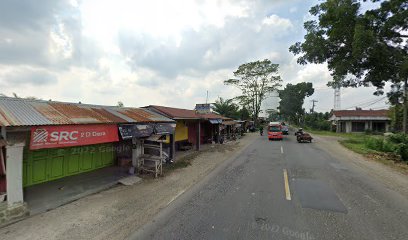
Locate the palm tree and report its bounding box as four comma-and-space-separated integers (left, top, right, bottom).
212, 97, 240, 119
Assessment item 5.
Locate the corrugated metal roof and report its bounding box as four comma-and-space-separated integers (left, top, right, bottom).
147, 105, 229, 120
0, 97, 174, 127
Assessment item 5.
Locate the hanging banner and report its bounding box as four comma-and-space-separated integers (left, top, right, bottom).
118, 124, 154, 139
154, 123, 176, 135
30, 124, 119, 150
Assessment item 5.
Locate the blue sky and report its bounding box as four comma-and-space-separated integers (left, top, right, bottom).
0, 0, 389, 112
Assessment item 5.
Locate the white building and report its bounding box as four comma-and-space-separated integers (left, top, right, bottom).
329, 108, 390, 133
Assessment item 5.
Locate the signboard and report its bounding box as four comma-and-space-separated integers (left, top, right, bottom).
195, 103, 211, 114
118, 125, 134, 139
133, 124, 154, 137
118, 124, 154, 139
209, 119, 222, 124
30, 124, 119, 150
154, 123, 176, 135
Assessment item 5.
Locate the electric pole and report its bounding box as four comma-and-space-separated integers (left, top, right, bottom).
310, 99, 318, 113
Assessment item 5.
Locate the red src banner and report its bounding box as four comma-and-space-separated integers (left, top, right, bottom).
30, 124, 119, 150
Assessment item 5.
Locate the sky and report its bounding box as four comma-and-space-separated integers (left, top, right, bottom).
0, 0, 390, 113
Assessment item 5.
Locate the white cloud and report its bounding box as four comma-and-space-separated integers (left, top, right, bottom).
262, 14, 293, 30
0, 0, 389, 112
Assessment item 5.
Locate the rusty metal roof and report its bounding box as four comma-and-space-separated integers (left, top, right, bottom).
147, 105, 229, 120
0, 97, 174, 127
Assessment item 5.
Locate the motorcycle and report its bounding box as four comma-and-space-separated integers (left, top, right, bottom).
260, 129, 264, 136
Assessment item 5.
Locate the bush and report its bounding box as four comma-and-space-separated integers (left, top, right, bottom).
388, 133, 408, 144
365, 137, 383, 151
382, 140, 396, 153
396, 144, 408, 162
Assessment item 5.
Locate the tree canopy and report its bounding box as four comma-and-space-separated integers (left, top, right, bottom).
212, 97, 240, 119
224, 59, 282, 123
212, 97, 252, 120
278, 82, 314, 123
289, 0, 407, 94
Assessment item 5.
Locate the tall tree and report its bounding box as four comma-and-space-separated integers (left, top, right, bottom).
290, 0, 407, 89
212, 97, 240, 119
290, 0, 407, 130
239, 106, 251, 120
224, 59, 282, 124
278, 82, 314, 124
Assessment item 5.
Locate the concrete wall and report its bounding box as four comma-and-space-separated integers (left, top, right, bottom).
6, 143, 25, 205
1, 142, 28, 226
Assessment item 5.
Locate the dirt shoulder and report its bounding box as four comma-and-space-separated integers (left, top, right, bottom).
0, 133, 257, 240
313, 134, 408, 198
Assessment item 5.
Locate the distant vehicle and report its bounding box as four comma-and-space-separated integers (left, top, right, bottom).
281, 122, 289, 135
295, 128, 313, 143
268, 122, 283, 141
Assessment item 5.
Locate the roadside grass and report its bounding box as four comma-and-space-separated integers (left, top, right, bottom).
306, 129, 408, 174
163, 151, 199, 172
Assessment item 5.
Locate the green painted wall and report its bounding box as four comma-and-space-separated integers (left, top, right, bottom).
23, 143, 115, 187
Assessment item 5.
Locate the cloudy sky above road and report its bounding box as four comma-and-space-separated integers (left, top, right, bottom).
0, 0, 389, 112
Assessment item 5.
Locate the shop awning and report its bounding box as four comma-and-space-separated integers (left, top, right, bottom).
209, 119, 222, 124
118, 123, 154, 139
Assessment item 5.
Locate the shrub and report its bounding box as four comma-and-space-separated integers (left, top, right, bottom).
388, 133, 408, 144
382, 140, 396, 153
396, 143, 408, 162
365, 137, 383, 151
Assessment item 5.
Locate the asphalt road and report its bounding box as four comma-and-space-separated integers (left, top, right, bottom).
131, 134, 408, 240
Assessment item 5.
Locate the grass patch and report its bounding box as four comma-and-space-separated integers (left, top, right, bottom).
163, 151, 200, 172
308, 130, 408, 173
339, 138, 377, 155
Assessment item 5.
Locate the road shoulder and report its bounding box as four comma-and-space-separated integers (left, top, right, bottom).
313, 134, 408, 198
0, 134, 258, 240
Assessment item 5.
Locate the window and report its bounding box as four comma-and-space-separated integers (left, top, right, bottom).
351, 122, 365, 132
268, 126, 281, 132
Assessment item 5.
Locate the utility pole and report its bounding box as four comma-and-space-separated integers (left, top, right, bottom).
403, 79, 407, 133
310, 99, 318, 113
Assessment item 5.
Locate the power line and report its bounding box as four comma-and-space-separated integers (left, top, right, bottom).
361, 97, 387, 108
342, 97, 379, 109
369, 106, 389, 110
343, 96, 387, 110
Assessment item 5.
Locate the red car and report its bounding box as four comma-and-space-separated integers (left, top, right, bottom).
268, 122, 283, 141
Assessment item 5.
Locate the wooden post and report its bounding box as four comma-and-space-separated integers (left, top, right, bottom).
131, 137, 138, 174
0, 126, 6, 175
170, 134, 175, 161
0, 126, 6, 140
196, 120, 201, 151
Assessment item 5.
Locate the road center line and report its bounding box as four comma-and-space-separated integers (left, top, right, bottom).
281, 146, 284, 154
283, 169, 292, 201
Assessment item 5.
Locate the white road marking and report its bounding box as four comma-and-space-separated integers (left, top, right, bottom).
281, 146, 284, 154
166, 189, 186, 206
283, 169, 292, 201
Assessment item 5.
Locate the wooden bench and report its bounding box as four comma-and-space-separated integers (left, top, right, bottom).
138, 154, 164, 178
